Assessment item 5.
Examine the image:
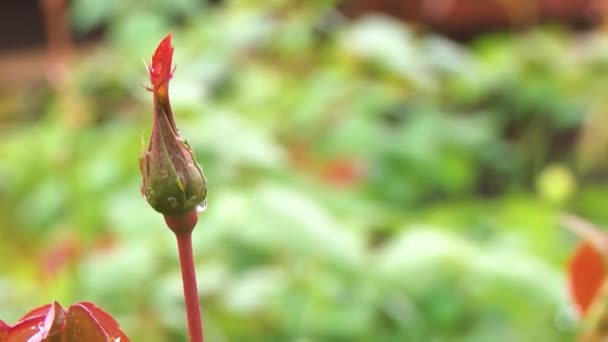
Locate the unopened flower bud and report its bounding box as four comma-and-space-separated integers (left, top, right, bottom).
139, 34, 207, 219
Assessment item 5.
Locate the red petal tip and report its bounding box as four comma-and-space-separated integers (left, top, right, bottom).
148, 33, 174, 93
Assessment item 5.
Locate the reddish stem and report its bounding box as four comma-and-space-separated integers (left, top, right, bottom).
175, 232, 204, 342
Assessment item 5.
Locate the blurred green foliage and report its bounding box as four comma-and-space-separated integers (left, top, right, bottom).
3, 0, 608, 340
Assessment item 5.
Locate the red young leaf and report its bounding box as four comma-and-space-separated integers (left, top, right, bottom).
64, 302, 129, 342
63, 306, 109, 342
0, 320, 9, 340
37, 301, 66, 342
148, 33, 174, 94
75, 302, 129, 341
4, 315, 47, 342
17, 304, 52, 322
6, 301, 66, 342
1, 301, 128, 342
568, 241, 606, 316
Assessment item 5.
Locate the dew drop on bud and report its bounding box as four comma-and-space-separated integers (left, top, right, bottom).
168, 197, 178, 208
196, 200, 208, 213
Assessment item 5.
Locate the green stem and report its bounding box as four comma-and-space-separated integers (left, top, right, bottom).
175, 232, 204, 342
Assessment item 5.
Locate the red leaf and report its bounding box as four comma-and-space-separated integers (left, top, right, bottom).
568, 241, 606, 316
17, 304, 52, 322
64, 303, 129, 342
0, 320, 9, 340
4, 315, 46, 342
6, 302, 66, 342
1, 301, 128, 342
75, 302, 128, 341
38, 301, 66, 342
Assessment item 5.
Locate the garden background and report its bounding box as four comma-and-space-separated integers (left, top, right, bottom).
2, 0, 608, 341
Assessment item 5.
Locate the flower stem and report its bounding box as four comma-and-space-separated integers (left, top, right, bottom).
175, 232, 204, 342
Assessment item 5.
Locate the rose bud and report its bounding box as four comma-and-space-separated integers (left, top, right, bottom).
139, 34, 207, 226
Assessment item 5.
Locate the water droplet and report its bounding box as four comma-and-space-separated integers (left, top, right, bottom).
160, 169, 169, 178
196, 200, 208, 213
143, 187, 154, 203
168, 197, 178, 208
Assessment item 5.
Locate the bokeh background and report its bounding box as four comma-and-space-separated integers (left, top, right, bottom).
2, 0, 608, 340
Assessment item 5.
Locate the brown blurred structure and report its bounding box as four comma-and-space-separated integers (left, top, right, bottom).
39, 0, 73, 88
340, 0, 608, 38
0, 0, 606, 89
